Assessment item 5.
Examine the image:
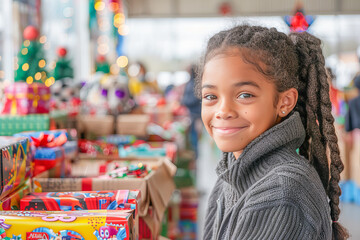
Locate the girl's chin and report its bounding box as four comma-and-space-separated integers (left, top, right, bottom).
215, 143, 244, 154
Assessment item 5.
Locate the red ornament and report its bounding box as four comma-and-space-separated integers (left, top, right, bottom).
219, 2, 232, 16
23, 25, 39, 41
57, 47, 67, 57
290, 12, 309, 32
97, 55, 106, 63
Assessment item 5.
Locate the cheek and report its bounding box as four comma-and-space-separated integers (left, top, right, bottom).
201, 105, 213, 131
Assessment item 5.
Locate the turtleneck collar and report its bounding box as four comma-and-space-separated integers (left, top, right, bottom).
215, 111, 306, 193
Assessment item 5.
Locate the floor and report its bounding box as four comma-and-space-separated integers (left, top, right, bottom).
196, 131, 360, 239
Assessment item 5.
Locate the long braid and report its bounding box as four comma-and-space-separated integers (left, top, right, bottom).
196, 24, 348, 239
290, 32, 348, 240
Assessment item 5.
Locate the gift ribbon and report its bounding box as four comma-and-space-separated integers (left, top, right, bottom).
5, 93, 27, 115
27, 84, 51, 108
0, 218, 11, 229
31, 133, 67, 148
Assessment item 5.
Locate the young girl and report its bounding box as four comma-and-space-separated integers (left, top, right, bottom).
198, 25, 349, 239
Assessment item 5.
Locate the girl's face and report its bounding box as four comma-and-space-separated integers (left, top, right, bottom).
201, 53, 282, 158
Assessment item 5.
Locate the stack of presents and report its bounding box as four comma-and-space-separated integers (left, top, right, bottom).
0, 79, 200, 240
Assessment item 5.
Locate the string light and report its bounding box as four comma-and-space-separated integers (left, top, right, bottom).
114, 13, 125, 27
39, 36, 47, 44
97, 44, 109, 55
21, 48, 28, 55
35, 72, 42, 81
45, 77, 55, 87
22, 63, 29, 71
26, 76, 33, 84
41, 71, 47, 81
118, 25, 129, 35
38, 59, 46, 68
94, 1, 105, 11
24, 40, 30, 47
116, 56, 128, 68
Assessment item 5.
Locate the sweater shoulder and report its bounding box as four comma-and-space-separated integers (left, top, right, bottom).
242, 156, 330, 226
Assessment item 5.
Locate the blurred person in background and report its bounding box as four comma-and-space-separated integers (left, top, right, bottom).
182, 64, 202, 159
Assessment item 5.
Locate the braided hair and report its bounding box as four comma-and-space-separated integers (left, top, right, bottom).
196, 25, 348, 240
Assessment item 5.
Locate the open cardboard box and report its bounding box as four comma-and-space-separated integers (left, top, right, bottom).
33, 157, 177, 238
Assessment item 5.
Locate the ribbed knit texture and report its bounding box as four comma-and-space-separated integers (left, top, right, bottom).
203, 112, 332, 240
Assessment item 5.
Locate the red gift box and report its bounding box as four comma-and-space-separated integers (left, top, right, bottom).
20, 190, 131, 211
2, 82, 51, 115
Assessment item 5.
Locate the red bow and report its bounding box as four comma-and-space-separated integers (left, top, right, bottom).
31, 133, 67, 148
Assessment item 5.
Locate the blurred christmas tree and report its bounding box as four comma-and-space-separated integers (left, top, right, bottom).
95, 55, 110, 74
52, 47, 74, 80
15, 25, 50, 84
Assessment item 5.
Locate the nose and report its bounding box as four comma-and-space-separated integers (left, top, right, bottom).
215, 99, 237, 120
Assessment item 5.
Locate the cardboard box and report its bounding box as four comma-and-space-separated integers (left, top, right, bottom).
77, 114, 115, 139
117, 114, 150, 137
34, 157, 177, 237
0, 114, 50, 136
0, 137, 31, 199
0, 210, 134, 240
2, 82, 51, 115
143, 105, 173, 127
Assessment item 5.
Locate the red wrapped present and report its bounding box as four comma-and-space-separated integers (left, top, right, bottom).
2, 82, 51, 115
20, 190, 131, 211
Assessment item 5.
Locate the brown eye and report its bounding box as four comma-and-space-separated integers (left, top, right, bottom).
204, 94, 217, 100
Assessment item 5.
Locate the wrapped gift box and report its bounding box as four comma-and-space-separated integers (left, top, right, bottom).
0, 210, 134, 240
20, 190, 135, 211
2, 82, 51, 115
119, 141, 177, 163
0, 114, 50, 136
0, 137, 31, 199
99, 135, 137, 147
34, 157, 176, 238
0, 179, 41, 210
78, 139, 119, 157
20, 190, 140, 239
14, 130, 78, 177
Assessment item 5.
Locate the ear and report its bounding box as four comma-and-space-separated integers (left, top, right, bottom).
277, 88, 298, 117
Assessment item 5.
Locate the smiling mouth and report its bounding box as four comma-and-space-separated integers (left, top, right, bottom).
212, 127, 247, 135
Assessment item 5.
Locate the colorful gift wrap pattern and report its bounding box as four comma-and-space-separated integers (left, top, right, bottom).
14, 130, 77, 177
20, 190, 132, 211
0, 114, 50, 136
2, 82, 51, 115
0, 210, 134, 240
0, 137, 31, 199
0, 181, 31, 210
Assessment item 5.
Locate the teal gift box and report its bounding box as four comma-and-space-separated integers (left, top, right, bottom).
0, 114, 50, 136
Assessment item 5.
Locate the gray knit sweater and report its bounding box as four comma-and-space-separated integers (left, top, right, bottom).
203, 112, 332, 240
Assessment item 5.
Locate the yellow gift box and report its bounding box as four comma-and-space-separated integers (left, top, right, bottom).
0, 210, 134, 240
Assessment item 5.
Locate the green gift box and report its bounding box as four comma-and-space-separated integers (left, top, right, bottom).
0, 114, 50, 136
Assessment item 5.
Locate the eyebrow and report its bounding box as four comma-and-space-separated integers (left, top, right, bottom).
202, 81, 260, 89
